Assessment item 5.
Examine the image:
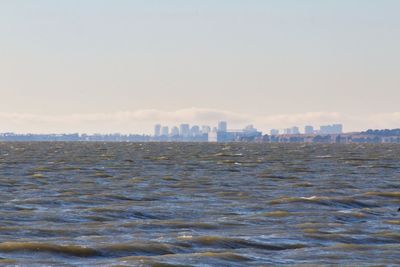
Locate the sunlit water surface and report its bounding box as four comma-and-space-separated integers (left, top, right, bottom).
0, 142, 399, 266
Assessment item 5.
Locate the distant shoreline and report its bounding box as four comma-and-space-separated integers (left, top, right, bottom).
1, 129, 399, 144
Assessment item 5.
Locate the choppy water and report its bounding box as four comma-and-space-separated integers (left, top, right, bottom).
0, 142, 399, 266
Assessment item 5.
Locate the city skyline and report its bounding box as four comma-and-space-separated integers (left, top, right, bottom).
153, 121, 344, 137
0, 108, 398, 134
1, 2, 399, 266
1, 1, 399, 133
1, 124, 399, 144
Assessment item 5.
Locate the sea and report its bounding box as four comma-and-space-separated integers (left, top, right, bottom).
0, 142, 399, 266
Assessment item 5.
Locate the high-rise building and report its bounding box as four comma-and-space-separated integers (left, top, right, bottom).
243, 125, 257, 133
170, 126, 179, 136
270, 129, 279, 135
190, 125, 200, 136
304, 125, 314, 134
319, 125, 330, 134
291, 126, 300, 135
161, 126, 169, 136
320, 124, 343, 134
332, 124, 343, 134
218, 121, 227, 132
154, 124, 161, 137
201, 125, 211, 134
180, 124, 190, 137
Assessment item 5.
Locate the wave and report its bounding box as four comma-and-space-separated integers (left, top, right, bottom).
0, 242, 99, 257
177, 236, 307, 251
119, 251, 251, 263
0, 241, 180, 258
269, 195, 375, 208
365, 192, 400, 198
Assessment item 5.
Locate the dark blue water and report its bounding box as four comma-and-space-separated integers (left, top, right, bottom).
0, 142, 399, 266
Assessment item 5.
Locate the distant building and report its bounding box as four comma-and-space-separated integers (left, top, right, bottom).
212, 131, 231, 142
243, 125, 257, 133
333, 124, 343, 134
161, 126, 169, 136
208, 124, 261, 142
270, 129, 279, 135
190, 125, 200, 136
320, 125, 332, 134
180, 124, 190, 137
291, 126, 300, 135
320, 124, 343, 134
241, 125, 262, 140
201, 125, 211, 134
154, 124, 161, 137
218, 121, 227, 132
304, 125, 314, 134
170, 126, 179, 136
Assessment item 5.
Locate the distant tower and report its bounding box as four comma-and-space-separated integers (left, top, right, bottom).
190, 125, 200, 136
171, 126, 179, 136
332, 124, 343, 134
180, 124, 190, 137
154, 124, 161, 137
218, 121, 227, 132
201, 125, 211, 134
320, 125, 330, 134
304, 125, 314, 134
291, 126, 300, 135
161, 126, 169, 136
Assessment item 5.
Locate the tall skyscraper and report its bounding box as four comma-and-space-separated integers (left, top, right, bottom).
332, 124, 343, 134
190, 125, 200, 136
291, 126, 300, 134
218, 121, 227, 132
320, 125, 330, 134
170, 126, 179, 136
180, 124, 190, 137
161, 126, 169, 136
154, 124, 161, 137
201, 125, 211, 134
305, 125, 314, 134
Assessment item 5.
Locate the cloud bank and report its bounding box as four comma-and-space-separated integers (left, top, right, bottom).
0, 108, 399, 134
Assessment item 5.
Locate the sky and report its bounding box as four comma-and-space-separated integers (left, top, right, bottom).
0, 0, 399, 134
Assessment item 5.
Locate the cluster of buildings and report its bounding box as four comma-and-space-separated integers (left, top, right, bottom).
270, 124, 343, 136
265, 132, 400, 144
153, 121, 262, 142
153, 123, 212, 142
152, 122, 400, 144
0, 123, 399, 143
153, 122, 344, 142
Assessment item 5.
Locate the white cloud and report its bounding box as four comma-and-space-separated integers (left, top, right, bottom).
0, 108, 398, 134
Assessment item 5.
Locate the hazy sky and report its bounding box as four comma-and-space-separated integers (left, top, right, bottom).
0, 0, 399, 133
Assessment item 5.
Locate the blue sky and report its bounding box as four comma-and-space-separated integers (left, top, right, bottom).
0, 1, 399, 133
